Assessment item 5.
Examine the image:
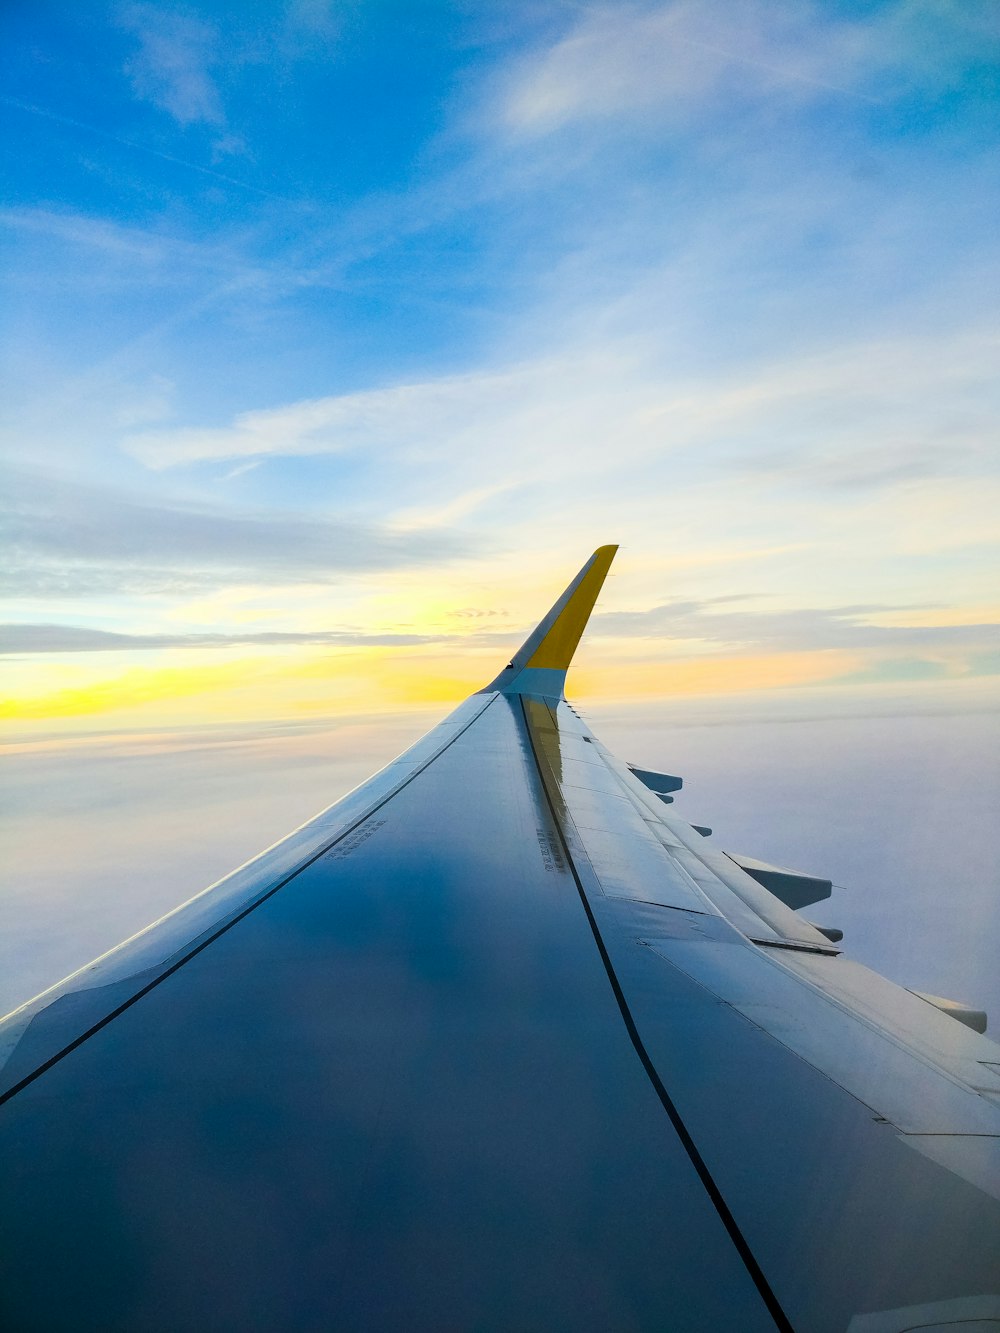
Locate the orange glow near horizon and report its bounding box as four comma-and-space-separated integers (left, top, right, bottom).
0, 637, 945, 732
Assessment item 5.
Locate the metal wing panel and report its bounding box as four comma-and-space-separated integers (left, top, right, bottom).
0, 694, 494, 1099
539, 700, 1000, 1121
591, 900, 1000, 1333
0, 693, 777, 1333
520, 693, 1000, 1331
643, 934, 1000, 1134
5, 546, 1000, 1333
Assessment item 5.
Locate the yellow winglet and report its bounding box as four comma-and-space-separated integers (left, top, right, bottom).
525, 544, 618, 670
481, 545, 618, 698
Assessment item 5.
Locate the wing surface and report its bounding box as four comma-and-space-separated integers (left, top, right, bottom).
1, 548, 999, 1333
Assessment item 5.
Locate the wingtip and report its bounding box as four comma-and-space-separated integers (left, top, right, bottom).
480, 545, 618, 696
525, 544, 616, 671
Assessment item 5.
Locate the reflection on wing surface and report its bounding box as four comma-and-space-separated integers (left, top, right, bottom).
1, 547, 998, 1332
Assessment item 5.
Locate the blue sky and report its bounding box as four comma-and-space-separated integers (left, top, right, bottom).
2, 1, 999, 1019
2, 0, 999, 725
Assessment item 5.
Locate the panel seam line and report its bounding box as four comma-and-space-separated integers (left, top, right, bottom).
519, 694, 794, 1333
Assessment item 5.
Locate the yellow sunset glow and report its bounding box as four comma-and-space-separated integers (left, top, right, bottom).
0, 639, 878, 731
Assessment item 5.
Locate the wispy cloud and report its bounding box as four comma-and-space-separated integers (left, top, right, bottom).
4, 0, 998, 725
121, 357, 649, 470
285, 0, 339, 41
732, 441, 985, 492
13, 597, 994, 670
0, 205, 191, 266
489, 0, 1000, 141
2, 467, 476, 598
124, 369, 536, 468
594, 597, 1000, 660
0, 625, 446, 654
120, 329, 1000, 498
120, 4, 225, 128
0, 206, 284, 319
493, 1, 886, 138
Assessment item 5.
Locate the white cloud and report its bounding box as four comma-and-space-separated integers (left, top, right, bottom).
285, 0, 339, 40
6, 0, 997, 656
121, 4, 225, 128
2, 466, 475, 598
593, 597, 1000, 656
0, 206, 180, 265
495, 1, 886, 137
122, 359, 649, 469
121, 329, 1000, 497
488, 0, 1000, 145
0, 625, 446, 653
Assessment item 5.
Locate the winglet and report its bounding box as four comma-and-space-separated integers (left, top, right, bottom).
481, 545, 617, 699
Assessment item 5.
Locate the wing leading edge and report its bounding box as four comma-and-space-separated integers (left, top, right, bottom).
1, 548, 999, 1333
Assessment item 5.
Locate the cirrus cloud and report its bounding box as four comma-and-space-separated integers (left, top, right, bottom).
120, 4, 225, 128
2, 466, 477, 598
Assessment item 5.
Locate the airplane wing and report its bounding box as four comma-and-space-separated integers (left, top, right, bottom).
1, 547, 998, 1333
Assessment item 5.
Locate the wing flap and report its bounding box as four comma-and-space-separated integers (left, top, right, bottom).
725, 852, 833, 910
